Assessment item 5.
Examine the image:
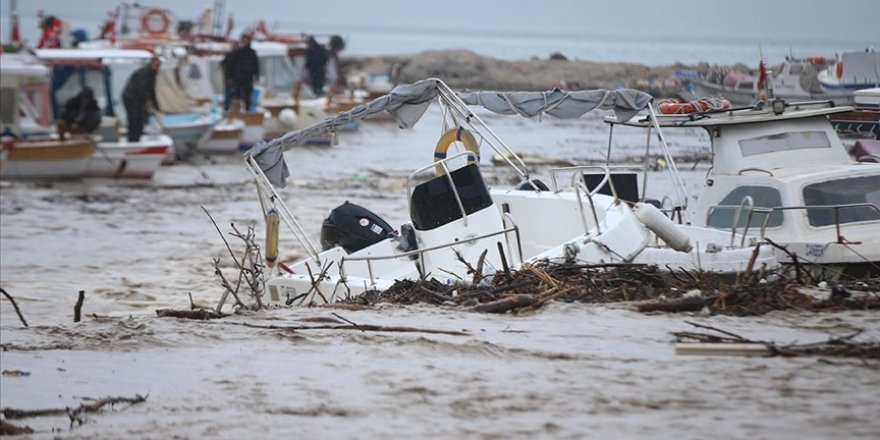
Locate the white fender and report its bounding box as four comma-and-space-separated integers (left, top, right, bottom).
633, 202, 693, 253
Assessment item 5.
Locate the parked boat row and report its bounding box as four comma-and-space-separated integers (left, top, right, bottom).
688, 49, 880, 107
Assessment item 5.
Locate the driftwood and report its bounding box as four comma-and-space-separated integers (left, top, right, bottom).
471, 294, 541, 313
673, 321, 879, 359
2, 394, 148, 428
203, 206, 266, 312
344, 261, 879, 316
155, 309, 227, 320
221, 320, 469, 336
73, 290, 85, 323
0, 288, 28, 327
0, 420, 33, 435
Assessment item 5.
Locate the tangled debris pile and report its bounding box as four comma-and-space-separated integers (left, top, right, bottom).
347, 261, 880, 317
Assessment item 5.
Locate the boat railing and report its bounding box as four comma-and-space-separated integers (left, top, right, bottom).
244, 154, 323, 262
713, 198, 880, 246
342, 221, 522, 287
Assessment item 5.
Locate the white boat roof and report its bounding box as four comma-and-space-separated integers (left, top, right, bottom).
34, 48, 155, 61
0, 53, 50, 76
252, 41, 290, 56
607, 105, 853, 128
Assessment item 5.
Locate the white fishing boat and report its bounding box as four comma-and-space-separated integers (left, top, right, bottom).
0, 52, 97, 180
199, 118, 245, 154
87, 133, 173, 178
246, 79, 775, 306
608, 100, 880, 278
817, 49, 880, 93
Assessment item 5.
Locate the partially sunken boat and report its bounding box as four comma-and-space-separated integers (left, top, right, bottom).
608, 100, 880, 278
246, 79, 776, 306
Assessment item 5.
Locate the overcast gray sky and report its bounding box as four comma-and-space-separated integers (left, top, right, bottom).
3, 0, 877, 47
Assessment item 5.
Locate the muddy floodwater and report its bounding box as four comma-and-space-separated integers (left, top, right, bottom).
2, 106, 879, 439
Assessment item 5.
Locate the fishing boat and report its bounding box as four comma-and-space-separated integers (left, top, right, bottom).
246, 79, 775, 306
607, 100, 880, 278
0, 52, 97, 180
87, 133, 173, 178
691, 55, 864, 106
830, 87, 880, 141
817, 49, 880, 93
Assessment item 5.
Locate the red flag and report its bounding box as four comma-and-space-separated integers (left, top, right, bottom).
11, 15, 20, 44
758, 58, 767, 91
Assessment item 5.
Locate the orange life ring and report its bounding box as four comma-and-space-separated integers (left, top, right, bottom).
807, 56, 826, 64
434, 127, 480, 175
141, 8, 170, 36
658, 99, 730, 115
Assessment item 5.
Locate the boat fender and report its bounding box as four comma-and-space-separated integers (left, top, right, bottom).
434, 126, 480, 175
836, 61, 843, 79
141, 9, 171, 36
658, 99, 731, 115
265, 208, 280, 268
633, 202, 693, 253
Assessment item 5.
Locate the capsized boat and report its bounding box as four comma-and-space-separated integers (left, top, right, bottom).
608, 100, 880, 277
246, 79, 776, 306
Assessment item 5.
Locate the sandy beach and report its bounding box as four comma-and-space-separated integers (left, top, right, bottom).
2, 104, 878, 438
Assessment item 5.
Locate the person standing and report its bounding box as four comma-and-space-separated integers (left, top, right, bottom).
229, 34, 259, 112
293, 36, 330, 108
122, 57, 161, 142
220, 41, 239, 112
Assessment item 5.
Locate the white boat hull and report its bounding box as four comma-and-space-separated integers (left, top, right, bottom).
0, 138, 96, 180
88, 134, 173, 178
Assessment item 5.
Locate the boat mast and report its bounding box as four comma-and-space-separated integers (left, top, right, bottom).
212, 0, 226, 37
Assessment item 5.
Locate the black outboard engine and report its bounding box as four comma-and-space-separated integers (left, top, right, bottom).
320, 201, 395, 253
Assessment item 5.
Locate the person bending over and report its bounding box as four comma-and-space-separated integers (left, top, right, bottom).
57, 87, 102, 140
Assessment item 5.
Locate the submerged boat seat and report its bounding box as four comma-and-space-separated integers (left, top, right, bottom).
514, 179, 549, 191
410, 164, 494, 231
584, 172, 639, 203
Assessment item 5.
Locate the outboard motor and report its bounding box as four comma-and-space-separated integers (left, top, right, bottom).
320, 201, 395, 253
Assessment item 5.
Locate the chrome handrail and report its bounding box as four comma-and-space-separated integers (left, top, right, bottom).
406, 150, 476, 228
342, 224, 521, 285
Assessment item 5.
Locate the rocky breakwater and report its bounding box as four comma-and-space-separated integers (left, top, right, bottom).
343, 49, 720, 97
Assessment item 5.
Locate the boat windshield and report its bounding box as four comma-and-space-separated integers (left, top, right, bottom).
802, 175, 880, 227
738, 131, 831, 157
707, 186, 785, 229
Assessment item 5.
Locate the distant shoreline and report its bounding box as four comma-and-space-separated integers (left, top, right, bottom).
341, 49, 736, 98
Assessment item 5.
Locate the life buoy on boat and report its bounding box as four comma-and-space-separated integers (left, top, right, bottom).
658, 98, 731, 115
807, 56, 826, 64
836, 61, 844, 79
141, 8, 170, 37
434, 126, 480, 175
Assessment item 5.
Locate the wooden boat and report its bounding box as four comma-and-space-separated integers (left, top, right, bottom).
1, 137, 97, 180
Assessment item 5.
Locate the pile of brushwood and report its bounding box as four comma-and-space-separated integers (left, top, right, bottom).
346, 261, 880, 316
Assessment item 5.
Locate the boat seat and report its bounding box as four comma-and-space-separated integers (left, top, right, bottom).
514, 179, 549, 191
584, 172, 639, 203
410, 164, 493, 231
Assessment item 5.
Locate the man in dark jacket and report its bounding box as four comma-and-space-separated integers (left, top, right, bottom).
57, 87, 102, 140
229, 34, 259, 112
122, 57, 161, 142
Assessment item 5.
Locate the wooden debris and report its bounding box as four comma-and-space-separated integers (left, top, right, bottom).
471, 294, 540, 314
0, 288, 28, 328
2, 394, 148, 428
155, 309, 227, 320
73, 290, 85, 323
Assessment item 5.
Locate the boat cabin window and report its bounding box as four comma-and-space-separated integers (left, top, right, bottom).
788, 64, 804, 75
259, 56, 296, 94
802, 175, 880, 227
739, 131, 831, 157
707, 185, 784, 229
51, 67, 111, 117
410, 164, 493, 231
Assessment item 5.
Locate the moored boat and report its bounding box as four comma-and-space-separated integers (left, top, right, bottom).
1, 137, 97, 180
246, 79, 776, 306
88, 134, 173, 178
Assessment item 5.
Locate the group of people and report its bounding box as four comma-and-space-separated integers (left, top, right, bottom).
58, 33, 342, 142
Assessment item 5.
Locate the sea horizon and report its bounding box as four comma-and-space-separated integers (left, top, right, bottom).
3, 0, 878, 67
